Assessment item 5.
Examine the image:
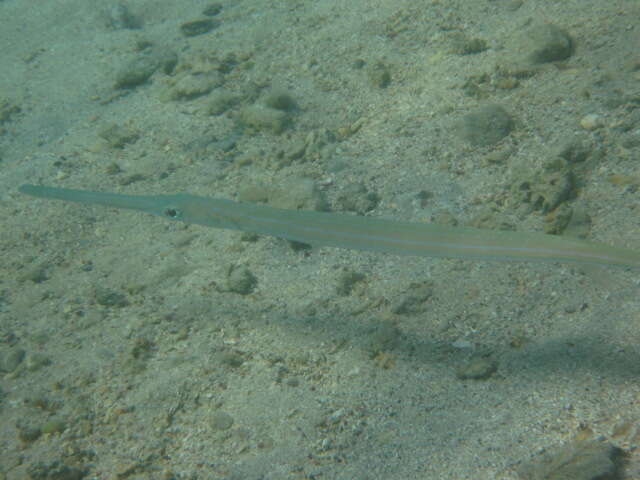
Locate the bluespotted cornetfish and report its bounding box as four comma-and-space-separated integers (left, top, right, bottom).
18, 184, 640, 268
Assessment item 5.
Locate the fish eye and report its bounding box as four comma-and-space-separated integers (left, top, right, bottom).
163, 207, 181, 219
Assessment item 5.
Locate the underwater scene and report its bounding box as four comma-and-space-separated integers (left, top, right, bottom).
1, 0, 640, 478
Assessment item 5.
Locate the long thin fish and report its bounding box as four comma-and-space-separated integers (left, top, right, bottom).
18, 184, 640, 268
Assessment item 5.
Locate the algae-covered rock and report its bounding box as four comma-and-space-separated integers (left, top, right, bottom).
262, 88, 298, 112
162, 71, 223, 101
336, 183, 380, 215
227, 265, 257, 295
238, 178, 329, 218
367, 320, 402, 355
0, 97, 21, 125
105, 2, 141, 30
367, 61, 391, 88
446, 32, 488, 55
511, 157, 576, 213
41, 418, 67, 435
239, 104, 289, 134
335, 269, 366, 296
391, 281, 434, 315
457, 104, 513, 146
203, 3, 223, 16
114, 50, 177, 89
98, 123, 140, 149
180, 18, 219, 37
512, 23, 574, 65
205, 89, 240, 115
456, 355, 497, 380
210, 411, 234, 431
517, 437, 621, 480
26, 461, 86, 480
